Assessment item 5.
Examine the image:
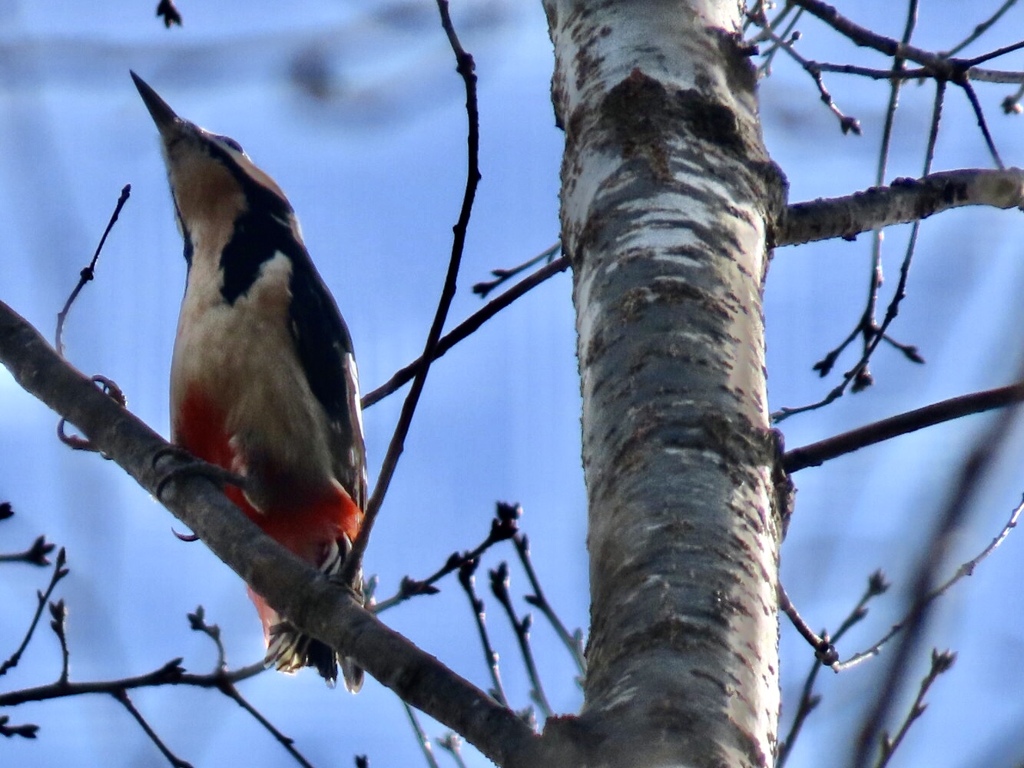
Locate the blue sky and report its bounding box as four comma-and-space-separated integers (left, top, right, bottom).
2, 2, 1023, 766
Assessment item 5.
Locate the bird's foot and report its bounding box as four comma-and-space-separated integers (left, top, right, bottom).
151, 445, 246, 500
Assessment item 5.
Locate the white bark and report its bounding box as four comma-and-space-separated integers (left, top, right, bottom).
542, 1, 786, 766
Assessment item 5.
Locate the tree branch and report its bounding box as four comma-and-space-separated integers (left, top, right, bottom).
362, 255, 568, 409
0, 299, 536, 766
783, 380, 1024, 472
0, 549, 69, 677
789, 0, 968, 75
776, 168, 1024, 247
346, 0, 481, 581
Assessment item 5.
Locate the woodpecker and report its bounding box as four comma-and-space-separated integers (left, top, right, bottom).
132, 72, 366, 690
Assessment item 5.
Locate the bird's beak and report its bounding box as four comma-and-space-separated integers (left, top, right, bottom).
130, 71, 183, 137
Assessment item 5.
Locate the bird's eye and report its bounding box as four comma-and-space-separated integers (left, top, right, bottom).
216, 134, 244, 153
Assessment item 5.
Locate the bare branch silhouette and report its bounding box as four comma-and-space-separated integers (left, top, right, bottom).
837, 495, 1023, 673
362, 254, 569, 409
457, 558, 510, 709
851, 391, 1024, 768
784, 380, 1024, 472
941, 0, 1019, 57
0, 548, 69, 677
110, 687, 193, 768
404, 701, 442, 768
347, 0, 482, 582
0, 715, 38, 739
489, 563, 553, 718
49, 599, 69, 685
513, 533, 585, 678
437, 733, 470, 768
778, 571, 890, 767
758, 22, 862, 134
373, 502, 519, 614
55, 184, 131, 356
472, 242, 561, 298
0, 535, 56, 566
873, 650, 957, 768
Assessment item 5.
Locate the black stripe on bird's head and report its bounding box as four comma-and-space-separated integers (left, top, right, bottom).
132, 71, 313, 304
131, 72, 297, 248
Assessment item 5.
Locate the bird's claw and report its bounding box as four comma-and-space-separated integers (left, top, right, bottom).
152, 445, 246, 500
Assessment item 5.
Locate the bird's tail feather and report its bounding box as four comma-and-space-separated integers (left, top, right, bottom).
263, 534, 363, 691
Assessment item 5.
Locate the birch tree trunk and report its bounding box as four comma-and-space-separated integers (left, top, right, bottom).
539, 2, 787, 765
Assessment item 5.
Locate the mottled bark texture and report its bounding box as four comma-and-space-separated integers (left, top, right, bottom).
538, 2, 787, 766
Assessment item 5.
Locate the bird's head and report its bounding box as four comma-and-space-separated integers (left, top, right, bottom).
131, 71, 294, 252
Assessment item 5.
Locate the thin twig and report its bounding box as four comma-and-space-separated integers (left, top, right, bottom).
48, 599, 69, 685
776, 657, 822, 768
513, 533, 585, 677
0, 715, 38, 739
793, 0, 1024, 83
0, 535, 56, 566
837, 495, 1023, 673
856, 0, 917, 396
763, 24, 861, 133
373, 502, 519, 614
779, 0, 1016, 410
806, 60, 1024, 83
111, 688, 192, 768
344, 0, 481, 583
870, 75, 946, 380
186, 605, 314, 766
777, 571, 890, 766
362, 254, 569, 409
404, 701, 441, 768
55, 184, 131, 356
457, 559, 509, 707
792, 71, 943, 418
960, 76, 1005, 168
187, 606, 227, 669
786, 0, 1024, 175
490, 562, 552, 717
962, 38, 1024, 69
0, 657, 266, 707
941, 0, 1019, 57
874, 650, 956, 768
777, 4, 921, 417
473, 242, 561, 298
0, 548, 69, 677
216, 678, 315, 768
753, 4, 803, 76
790, 0, 948, 73
777, 583, 838, 666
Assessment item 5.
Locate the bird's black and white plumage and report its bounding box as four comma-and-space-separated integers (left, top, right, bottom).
132, 71, 365, 690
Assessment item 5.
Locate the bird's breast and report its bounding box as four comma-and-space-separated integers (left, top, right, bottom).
170, 250, 337, 514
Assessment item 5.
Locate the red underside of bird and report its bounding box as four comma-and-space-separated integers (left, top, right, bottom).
174, 388, 363, 643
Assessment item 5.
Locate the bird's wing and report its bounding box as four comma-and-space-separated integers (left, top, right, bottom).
287, 249, 368, 511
